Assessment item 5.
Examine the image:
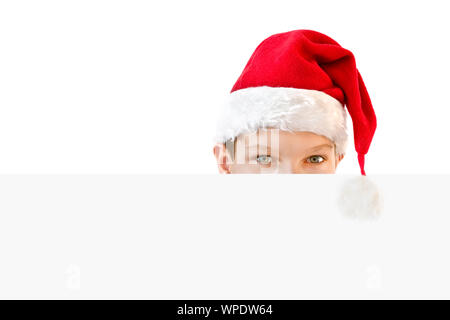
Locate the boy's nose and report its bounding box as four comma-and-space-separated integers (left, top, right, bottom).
265, 160, 301, 174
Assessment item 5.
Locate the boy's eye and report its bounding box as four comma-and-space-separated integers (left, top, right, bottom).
306, 155, 325, 164
256, 154, 272, 165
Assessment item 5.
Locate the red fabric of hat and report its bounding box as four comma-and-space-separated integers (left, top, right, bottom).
230, 29, 377, 176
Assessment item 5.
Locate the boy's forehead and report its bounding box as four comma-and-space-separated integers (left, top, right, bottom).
236, 128, 278, 144
234, 129, 335, 151
237, 129, 318, 143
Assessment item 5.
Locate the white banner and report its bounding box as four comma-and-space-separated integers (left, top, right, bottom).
0, 174, 448, 299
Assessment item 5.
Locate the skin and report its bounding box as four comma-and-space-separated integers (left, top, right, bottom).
213, 128, 344, 174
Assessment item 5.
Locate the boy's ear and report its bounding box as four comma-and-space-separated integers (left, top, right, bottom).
213, 143, 232, 174
335, 153, 344, 169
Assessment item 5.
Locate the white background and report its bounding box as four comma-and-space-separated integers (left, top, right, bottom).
1, 1, 450, 300
1, 0, 449, 174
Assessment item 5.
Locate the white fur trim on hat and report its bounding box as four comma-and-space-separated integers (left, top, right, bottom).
214, 86, 349, 155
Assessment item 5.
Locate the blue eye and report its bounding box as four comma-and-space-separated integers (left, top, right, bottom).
307, 155, 325, 164
256, 154, 272, 165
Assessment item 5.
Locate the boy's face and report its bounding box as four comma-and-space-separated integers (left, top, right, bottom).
213, 128, 344, 174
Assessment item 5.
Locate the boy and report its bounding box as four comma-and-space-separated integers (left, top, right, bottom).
212, 29, 377, 176
214, 128, 344, 173
214, 129, 344, 174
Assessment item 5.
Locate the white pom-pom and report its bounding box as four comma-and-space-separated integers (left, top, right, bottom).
336, 175, 383, 220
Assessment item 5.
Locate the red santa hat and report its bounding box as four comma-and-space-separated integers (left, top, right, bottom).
214, 29, 382, 218
215, 29, 377, 176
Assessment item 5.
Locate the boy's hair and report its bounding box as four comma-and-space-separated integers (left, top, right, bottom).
224, 138, 235, 163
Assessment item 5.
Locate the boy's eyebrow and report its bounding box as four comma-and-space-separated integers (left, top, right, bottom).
246, 143, 333, 149
307, 143, 334, 151
246, 144, 271, 149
